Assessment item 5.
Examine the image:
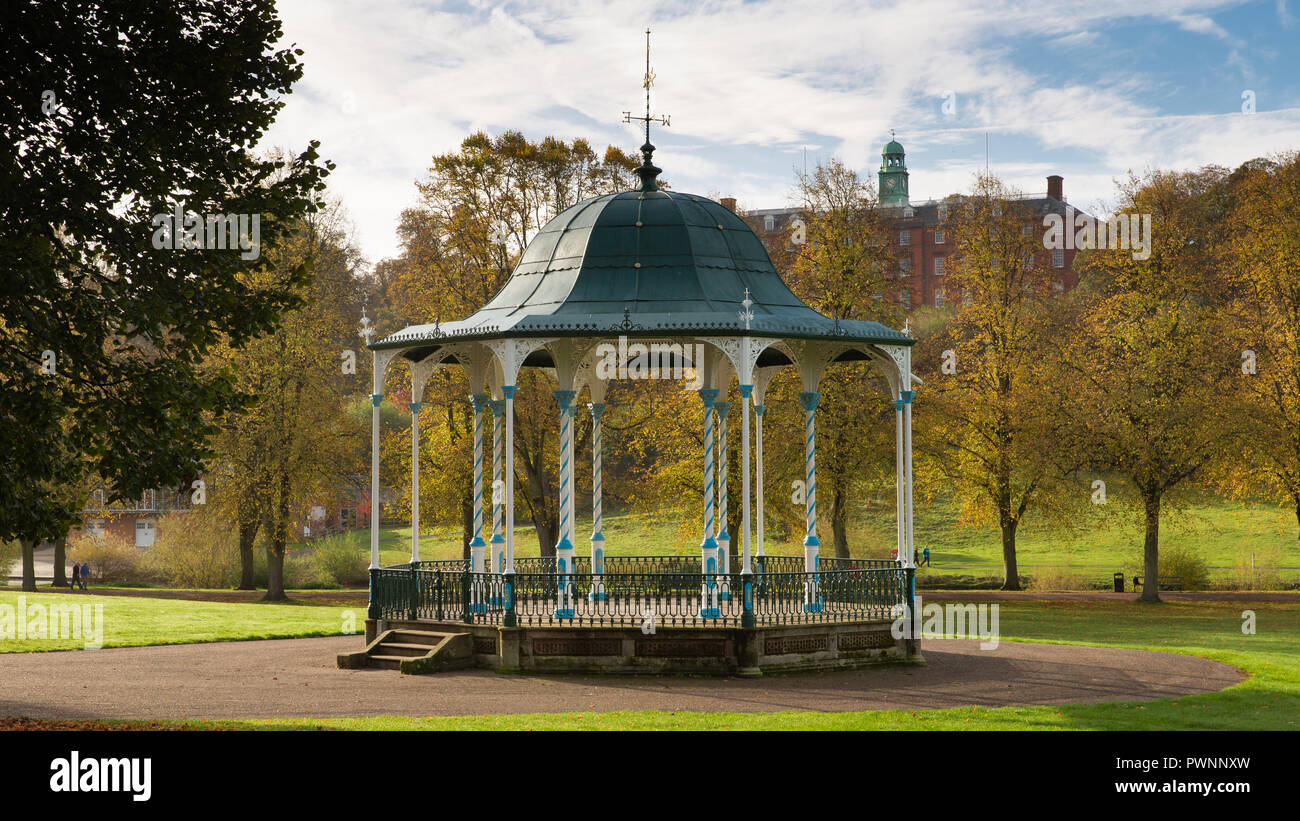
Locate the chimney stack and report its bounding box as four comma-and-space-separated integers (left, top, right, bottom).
720, 197, 737, 213
1046, 175, 1063, 201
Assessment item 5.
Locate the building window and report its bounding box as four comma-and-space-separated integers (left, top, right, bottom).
899, 230, 910, 246
899, 258, 911, 277
1054, 279, 1065, 292
934, 229, 945, 245
1022, 223, 1033, 237
900, 288, 911, 309
934, 257, 946, 276
934, 287, 945, 307
903, 207, 914, 218
961, 288, 972, 307
992, 203, 1002, 217
763, 215, 775, 231
1052, 249, 1064, 268
937, 204, 948, 221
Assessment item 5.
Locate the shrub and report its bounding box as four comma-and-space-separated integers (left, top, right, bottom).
310, 531, 369, 587
147, 510, 239, 589
1231, 544, 1283, 591
1028, 565, 1092, 591
68, 531, 156, 586
1124, 543, 1209, 591
0, 540, 19, 580
286, 553, 334, 589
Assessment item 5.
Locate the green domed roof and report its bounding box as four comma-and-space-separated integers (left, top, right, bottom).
883, 139, 904, 155
373, 150, 911, 352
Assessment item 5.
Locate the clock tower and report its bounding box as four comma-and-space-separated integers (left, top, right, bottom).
878, 133, 909, 208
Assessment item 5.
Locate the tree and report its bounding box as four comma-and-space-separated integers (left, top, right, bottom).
766, 159, 899, 557
1220, 154, 1300, 538
0, 2, 331, 578
209, 199, 365, 599
1060, 168, 1235, 602
382, 132, 637, 555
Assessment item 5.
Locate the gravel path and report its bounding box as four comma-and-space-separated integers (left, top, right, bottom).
0, 636, 1244, 720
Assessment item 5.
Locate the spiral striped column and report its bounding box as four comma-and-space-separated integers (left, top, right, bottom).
589, 402, 606, 602
489, 399, 506, 605
714, 400, 732, 601
553, 389, 576, 618
698, 388, 719, 618
800, 391, 822, 613
489, 400, 505, 571
465, 395, 487, 613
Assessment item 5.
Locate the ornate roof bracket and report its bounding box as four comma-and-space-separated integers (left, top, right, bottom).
698, 336, 779, 387
482, 338, 557, 388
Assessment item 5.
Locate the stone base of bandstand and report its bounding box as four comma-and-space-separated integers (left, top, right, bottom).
364, 618, 924, 676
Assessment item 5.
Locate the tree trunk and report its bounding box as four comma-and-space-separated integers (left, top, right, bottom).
830, 484, 850, 559
1293, 492, 1299, 543
462, 484, 473, 563
237, 515, 259, 590
1140, 489, 1162, 603
264, 545, 286, 601
20, 539, 36, 592
262, 473, 291, 602
52, 532, 68, 588
1000, 519, 1021, 591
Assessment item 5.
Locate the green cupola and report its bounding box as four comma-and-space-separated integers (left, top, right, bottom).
879, 133, 909, 208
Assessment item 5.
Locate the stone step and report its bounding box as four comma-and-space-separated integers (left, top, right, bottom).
389, 629, 458, 646
375, 643, 433, 657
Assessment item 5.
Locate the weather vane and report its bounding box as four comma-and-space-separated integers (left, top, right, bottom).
623, 29, 670, 144
358, 301, 374, 344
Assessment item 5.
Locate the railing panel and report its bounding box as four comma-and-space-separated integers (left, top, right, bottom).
368, 560, 910, 629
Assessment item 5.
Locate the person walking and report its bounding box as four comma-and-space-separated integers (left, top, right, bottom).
78, 561, 89, 591
70, 562, 80, 590
922, 547, 931, 567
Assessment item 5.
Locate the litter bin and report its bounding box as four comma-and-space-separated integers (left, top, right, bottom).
1113, 572, 1124, 593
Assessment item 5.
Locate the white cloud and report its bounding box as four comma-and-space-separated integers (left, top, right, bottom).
260, 0, 1296, 266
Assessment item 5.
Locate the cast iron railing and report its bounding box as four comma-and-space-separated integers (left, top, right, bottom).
368, 559, 913, 629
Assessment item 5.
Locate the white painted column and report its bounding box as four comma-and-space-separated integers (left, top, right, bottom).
698, 388, 719, 617
755, 403, 766, 560
588, 402, 606, 602
903, 388, 916, 570
895, 392, 906, 564
800, 391, 822, 612
369, 359, 382, 570
715, 399, 732, 600
739, 385, 753, 576
410, 401, 422, 563
503, 385, 517, 574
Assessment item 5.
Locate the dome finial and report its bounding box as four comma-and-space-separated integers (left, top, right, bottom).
622, 29, 670, 191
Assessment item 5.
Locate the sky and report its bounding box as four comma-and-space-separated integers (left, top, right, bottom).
262, 0, 1300, 267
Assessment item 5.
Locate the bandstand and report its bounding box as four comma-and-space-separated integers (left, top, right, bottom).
344, 110, 922, 676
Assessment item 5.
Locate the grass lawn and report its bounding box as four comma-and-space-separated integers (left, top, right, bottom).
104, 597, 1300, 730
0, 589, 360, 653
374, 491, 1300, 587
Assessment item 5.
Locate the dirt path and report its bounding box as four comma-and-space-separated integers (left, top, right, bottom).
0, 635, 1244, 721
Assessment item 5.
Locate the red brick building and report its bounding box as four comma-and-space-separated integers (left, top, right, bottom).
739, 137, 1086, 309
